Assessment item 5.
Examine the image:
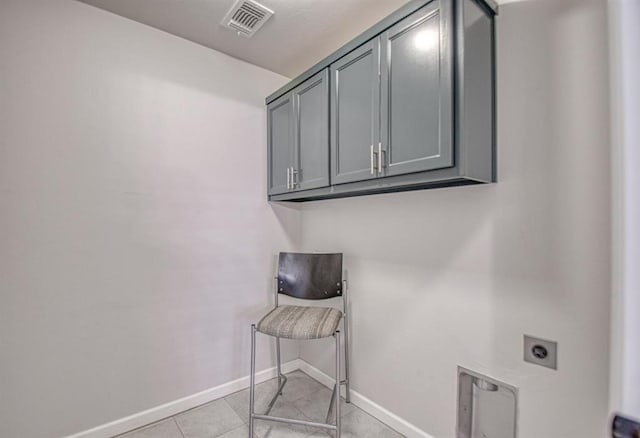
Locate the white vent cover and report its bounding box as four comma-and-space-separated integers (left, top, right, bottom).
222, 0, 274, 38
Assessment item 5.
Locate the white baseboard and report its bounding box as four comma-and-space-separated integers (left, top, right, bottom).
297, 359, 435, 438
66, 359, 301, 438
67, 358, 433, 438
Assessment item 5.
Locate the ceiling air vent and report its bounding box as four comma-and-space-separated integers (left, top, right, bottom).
222, 0, 274, 38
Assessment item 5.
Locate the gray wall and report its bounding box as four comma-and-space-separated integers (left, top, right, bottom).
0, 1, 297, 436
299, 0, 612, 437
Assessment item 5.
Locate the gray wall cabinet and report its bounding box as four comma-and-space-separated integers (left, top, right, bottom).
268, 69, 329, 195
330, 39, 381, 185
267, 93, 293, 195
380, 1, 453, 177
267, 0, 496, 201
293, 69, 330, 191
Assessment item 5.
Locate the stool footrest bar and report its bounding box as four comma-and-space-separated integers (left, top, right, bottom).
252, 414, 337, 430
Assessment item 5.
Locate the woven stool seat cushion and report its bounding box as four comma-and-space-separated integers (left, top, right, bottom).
257, 305, 342, 340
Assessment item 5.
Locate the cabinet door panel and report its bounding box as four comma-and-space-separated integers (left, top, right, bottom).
381, 1, 453, 177
331, 39, 380, 185
267, 94, 294, 195
294, 69, 329, 191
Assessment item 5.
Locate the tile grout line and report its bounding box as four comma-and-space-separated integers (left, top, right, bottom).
171, 416, 186, 438
224, 424, 250, 438
222, 397, 248, 429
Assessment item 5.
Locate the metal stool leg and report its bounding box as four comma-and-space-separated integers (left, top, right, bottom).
335, 330, 341, 438
249, 324, 257, 438
276, 337, 283, 394
343, 315, 351, 403
327, 313, 349, 425
342, 279, 351, 404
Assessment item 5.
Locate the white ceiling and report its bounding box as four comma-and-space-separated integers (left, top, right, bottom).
77, 0, 412, 78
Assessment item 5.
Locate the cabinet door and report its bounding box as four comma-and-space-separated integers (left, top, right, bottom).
380, 1, 453, 177
267, 93, 294, 195
330, 38, 381, 185
292, 69, 329, 191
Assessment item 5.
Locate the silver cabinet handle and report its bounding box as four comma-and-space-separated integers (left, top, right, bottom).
291, 168, 298, 189
370, 145, 379, 175
378, 142, 384, 175
370, 145, 374, 175
286, 167, 291, 190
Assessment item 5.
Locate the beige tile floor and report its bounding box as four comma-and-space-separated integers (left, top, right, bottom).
117, 371, 404, 438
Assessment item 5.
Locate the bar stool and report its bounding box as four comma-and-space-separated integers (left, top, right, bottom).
249, 252, 351, 437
